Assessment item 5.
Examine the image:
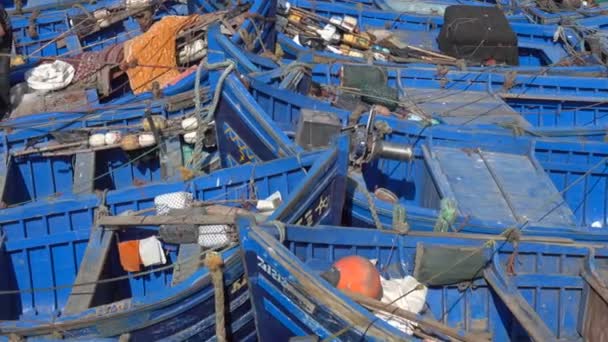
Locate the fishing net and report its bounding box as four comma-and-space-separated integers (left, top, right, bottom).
341, 65, 399, 111
413, 243, 491, 286
154, 191, 194, 215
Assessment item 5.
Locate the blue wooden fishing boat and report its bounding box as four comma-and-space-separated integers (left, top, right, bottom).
207, 25, 608, 139
237, 217, 608, 341
342, 116, 608, 240
204, 55, 608, 243
252, 64, 608, 139
277, 0, 595, 67
10, 0, 191, 73
7, 0, 276, 119
373, 0, 522, 17
2, 0, 127, 14
0, 1, 278, 206
0, 138, 348, 339
517, 0, 608, 24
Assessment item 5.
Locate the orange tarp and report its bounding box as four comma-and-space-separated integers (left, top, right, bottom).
123, 15, 198, 94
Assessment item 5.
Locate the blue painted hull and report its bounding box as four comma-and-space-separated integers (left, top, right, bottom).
0, 0, 279, 206
343, 118, 608, 238
279, 0, 591, 67
0, 141, 348, 339
208, 27, 608, 138
9, 0, 276, 115
238, 218, 608, 340
204, 42, 608, 243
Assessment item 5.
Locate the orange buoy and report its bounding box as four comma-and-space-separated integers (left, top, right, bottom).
321, 255, 383, 300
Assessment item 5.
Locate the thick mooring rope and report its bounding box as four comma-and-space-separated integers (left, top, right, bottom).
204, 251, 226, 342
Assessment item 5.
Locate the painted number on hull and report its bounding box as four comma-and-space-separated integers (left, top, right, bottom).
95, 299, 131, 316
223, 124, 257, 164
295, 191, 331, 226
230, 277, 247, 295
258, 255, 287, 287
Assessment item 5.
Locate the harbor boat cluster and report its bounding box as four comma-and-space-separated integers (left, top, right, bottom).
1, 0, 608, 340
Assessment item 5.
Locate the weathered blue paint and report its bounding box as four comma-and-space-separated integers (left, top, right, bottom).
0, 139, 348, 339
238, 218, 608, 340
206, 39, 608, 242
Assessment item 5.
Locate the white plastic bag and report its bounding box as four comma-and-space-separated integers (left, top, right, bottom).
178, 39, 207, 64
139, 235, 167, 267
256, 191, 282, 212
376, 276, 427, 335
25, 60, 75, 91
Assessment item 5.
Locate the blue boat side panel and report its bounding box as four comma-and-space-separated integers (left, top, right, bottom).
425, 146, 576, 227
483, 255, 556, 340
534, 142, 608, 227
405, 88, 531, 128
249, 79, 349, 133
270, 137, 348, 227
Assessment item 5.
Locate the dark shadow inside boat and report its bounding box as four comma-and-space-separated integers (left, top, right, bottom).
3, 157, 37, 206
94, 148, 162, 192
0, 243, 22, 321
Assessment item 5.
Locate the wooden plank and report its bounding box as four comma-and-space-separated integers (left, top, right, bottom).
498, 92, 606, 103
64, 227, 114, 314
72, 151, 96, 194
172, 244, 202, 286
580, 284, 608, 341
580, 257, 608, 341
161, 135, 183, 181
427, 146, 576, 227
97, 214, 237, 227
0, 153, 9, 204
483, 261, 556, 342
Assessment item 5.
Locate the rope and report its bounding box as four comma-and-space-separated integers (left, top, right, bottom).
351, 177, 383, 230
0, 244, 231, 295
204, 252, 226, 342
94, 189, 110, 225
269, 220, 286, 243
391, 204, 409, 233
433, 198, 457, 232
190, 59, 236, 170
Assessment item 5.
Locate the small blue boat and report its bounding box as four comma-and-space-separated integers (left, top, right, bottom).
342, 116, 608, 239
0, 138, 348, 339
238, 217, 608, 341
0, 0, 279, 206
